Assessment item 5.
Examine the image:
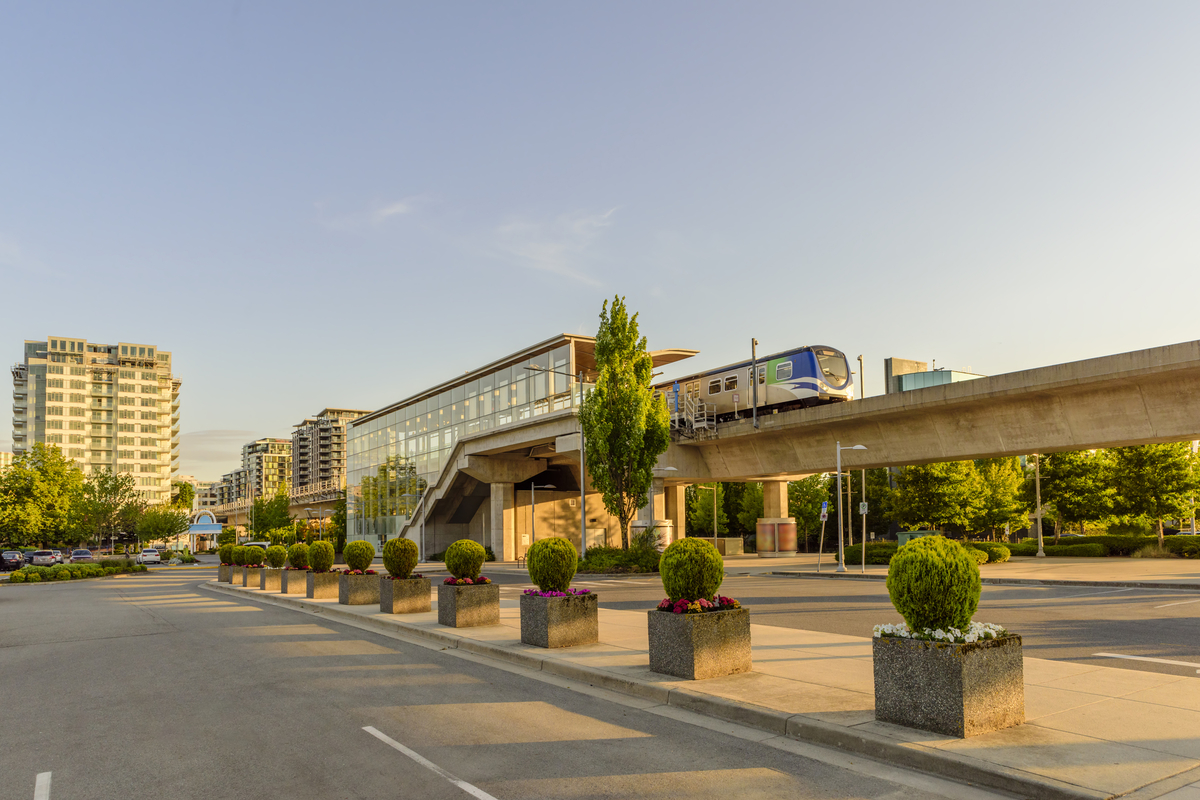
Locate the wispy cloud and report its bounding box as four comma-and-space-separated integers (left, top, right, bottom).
488, 208, 617, 285
316, 195, 428, 232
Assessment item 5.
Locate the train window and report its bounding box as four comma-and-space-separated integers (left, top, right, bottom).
758, 366, 765, 385
724, 375, 738, 392
776, 362, 793, 381
817, 351, 848, 384
708, 379, 721, 394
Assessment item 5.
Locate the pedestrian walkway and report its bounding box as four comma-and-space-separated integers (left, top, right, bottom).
208, 579, 1200, 800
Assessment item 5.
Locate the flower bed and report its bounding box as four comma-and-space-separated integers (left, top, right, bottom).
873, 621, 1007, 644
444, 576, 491, 585
523, 587, 589, 598
656, 595, 740, 614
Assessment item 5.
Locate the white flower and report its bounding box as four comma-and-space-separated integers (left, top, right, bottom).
873, 620, 1008, 644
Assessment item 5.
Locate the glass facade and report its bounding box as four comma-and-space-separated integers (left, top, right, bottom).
346, 341, 580, 545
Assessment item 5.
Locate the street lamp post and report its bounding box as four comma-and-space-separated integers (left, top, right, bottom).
1033, 454, 1045, 558
836, 442, 868, 572
530, 483, 556, 547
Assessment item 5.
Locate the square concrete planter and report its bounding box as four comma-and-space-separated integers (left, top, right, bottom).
648, 607, 751, 680
306, 571, 340, 599
380, 577, 431, 614
230, 565, 243, 584
280, 569, 307, 595
438, 583, 500, 628
339, 573, 381, 605
873, 634, 1025, 738
243, 567, 264, 588
218, 565, 233, 583
520, 593, 599, 648
260, 568, 283, 592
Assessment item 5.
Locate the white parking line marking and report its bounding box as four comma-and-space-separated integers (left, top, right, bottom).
1094, 652, 1200, 672
1155, 598, 1200, 609
363, 726, 499, 800
1061, 587, 1134, 599
34, 772, 51, 800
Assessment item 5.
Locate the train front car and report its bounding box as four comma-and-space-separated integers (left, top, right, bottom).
804, 346, 854, 403
760, 346, 854, 410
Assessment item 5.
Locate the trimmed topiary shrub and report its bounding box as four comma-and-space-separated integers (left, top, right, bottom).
264, 545, 287, 569
218, 543, 234, 564
382, 538, 419, 579
244, 545, 265, 567
887, 536, 981, 632
232, 546, 248, 566
966, 548, 988, 566
970, 542, 1011, 563
344, 540, 375, 572
445, 539, 486, 580
287, 542, 310, 569
309, 540, 335, 573
526, 537, 578, 592
660, 538, 724, 601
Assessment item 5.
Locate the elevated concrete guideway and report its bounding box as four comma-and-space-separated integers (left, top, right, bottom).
661, 338, 1200, 482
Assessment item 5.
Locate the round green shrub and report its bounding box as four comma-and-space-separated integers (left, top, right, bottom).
54, 569, 71, 581
971, 542, 1011, 564
218, 543, 234, 564
286, 542, 310, 570
382, 538, 419, 579
309, 540, 335, 573
445, 539, 486, 580
9, 571, 26, 583
526, 537, 578, 592
660, 538, 724, 601
264, 545, 287, 569
887, 536, 981, 632
344, 540, 375, 572
967, 548, 988, 566
244, 545, 265, 567
232, 545, 248, 566
25, 571, 42, 583
104, 567, 116, 576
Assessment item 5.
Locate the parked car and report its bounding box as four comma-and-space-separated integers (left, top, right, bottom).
136, 548, 161, 565
243, 542, 271, 552
1, 551, 24, 571
70, 549, 95, 563
51, 550, 64, 564
30, 550, 56, 566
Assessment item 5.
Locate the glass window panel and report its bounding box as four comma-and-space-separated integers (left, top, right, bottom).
552, 345, 569, 371
452, 384, 465, 403
513, 378, 527, 406
494, 367, 510, 387
530, 352, 549, 372
466, 395, 478, 420
466, 380, 479, 398
532, 371, 547, 401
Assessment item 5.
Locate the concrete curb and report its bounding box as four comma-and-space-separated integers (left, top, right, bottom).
204, 580, 1106, 800
766, 570, 1200, 592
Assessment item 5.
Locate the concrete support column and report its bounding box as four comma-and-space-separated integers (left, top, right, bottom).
638, 477, 667, 522
665, 485, 686, 545
489, 482, 515, 562
763, 480, 788, 519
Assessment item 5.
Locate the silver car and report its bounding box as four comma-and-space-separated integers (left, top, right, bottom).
30, 550, 56, 566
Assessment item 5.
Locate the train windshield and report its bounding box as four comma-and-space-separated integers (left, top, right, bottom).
816, 351, 848, 385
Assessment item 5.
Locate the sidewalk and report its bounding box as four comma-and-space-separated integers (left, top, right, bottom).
206, 579, 1200, 800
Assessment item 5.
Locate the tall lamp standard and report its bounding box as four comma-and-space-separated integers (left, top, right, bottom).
530, 483, 556, 548
836, 442, 868, 572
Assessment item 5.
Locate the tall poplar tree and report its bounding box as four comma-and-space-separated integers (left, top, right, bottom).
579, 296, 670, 549
1111, 443, 1197, 545
970, 458, 1029, 540
887, 460, 979, 533
1040, 449, 1114, 542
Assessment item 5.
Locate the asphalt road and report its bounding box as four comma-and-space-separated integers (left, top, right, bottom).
0, 568, 1011, 800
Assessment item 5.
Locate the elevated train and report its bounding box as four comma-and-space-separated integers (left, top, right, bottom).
657, 345, 855, 426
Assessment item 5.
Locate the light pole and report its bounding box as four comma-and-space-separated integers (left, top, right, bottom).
530, 483, 556, 548
527, 364, 588, 556
836, 442, 867, 572
751, 338, 759, 429
304, 507, 314, 541
1033, 454, 1045, 557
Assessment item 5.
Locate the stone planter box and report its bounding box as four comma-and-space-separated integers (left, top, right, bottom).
230, 565, 243, 584
280, 569, 308, 595
438, 583, 500, 628
873, 634, 1025, 738
339, 573, 381, 605
380, 577, 431, 614
243, 567, 264, 588
306, 571, 340, 599
218, 565, 233, 583
260, 568, 283, 592
520, 592, 599, 648
647, 606, 751, 680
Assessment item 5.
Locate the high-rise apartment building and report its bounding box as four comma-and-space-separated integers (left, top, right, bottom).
242, 438, 291, 499
292, 408, 369, 493
0, 451, 12, 473
11, 337, 180, 504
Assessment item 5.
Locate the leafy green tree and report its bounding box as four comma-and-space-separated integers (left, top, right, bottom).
737, 482, 763, 533
0, 443, 85, 547
1040, 449, 1114, 542
73, 470, 143, 548
970, 458, 1029, 540
887, 460, 979, 533
329, 493, 347, 553
721, 481, 750, 540
171, 481, 195, 511
1111, 443, 1198, 545
579, 296, 671, 549
250, 483, 292, 534
686, 483, 728, 536
788, 475, 828, 551
217, 526, 237, 547
135, 506, 190, 546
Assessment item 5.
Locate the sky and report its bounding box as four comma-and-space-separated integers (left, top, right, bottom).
3, 2, 1199, 480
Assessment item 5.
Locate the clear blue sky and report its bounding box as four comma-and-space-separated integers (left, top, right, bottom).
3, 2, 1199, 479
